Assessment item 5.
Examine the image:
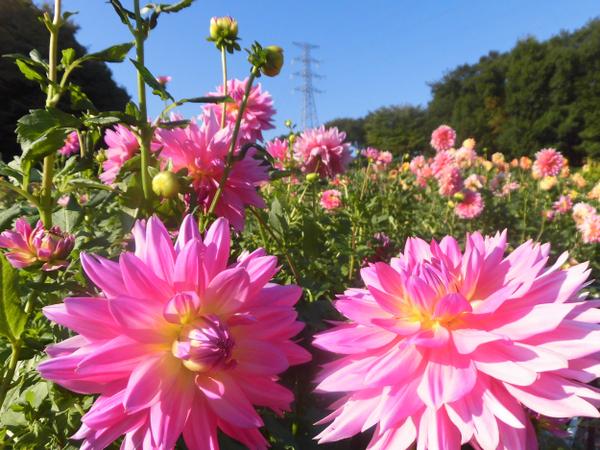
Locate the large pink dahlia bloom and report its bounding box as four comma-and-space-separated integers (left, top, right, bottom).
38, 215, 310, 449
533, 148, 564, 178
314, 231, 600, 449
294, 126, 352, 178
430, 125, 456, 152
202, 78, 275, 143
155, 112, 268, 231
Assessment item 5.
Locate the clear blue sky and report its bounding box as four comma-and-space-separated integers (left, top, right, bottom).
37, 1, 600, 138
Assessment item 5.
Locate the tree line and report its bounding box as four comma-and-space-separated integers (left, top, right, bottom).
326, 18, 600, 165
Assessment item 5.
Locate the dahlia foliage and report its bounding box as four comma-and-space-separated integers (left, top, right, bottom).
315, 232, 600, 449
39, 215, 310, 449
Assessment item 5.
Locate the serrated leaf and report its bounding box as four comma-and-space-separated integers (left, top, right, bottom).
15, 59, 45, 84
84, 42, 134, 63
68, 83, 96, 112
130, 59, 174, 101
0, 254, 26, 341
61, 48, 76, 67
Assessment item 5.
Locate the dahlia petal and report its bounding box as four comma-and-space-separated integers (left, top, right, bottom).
217, 418, 268, 449
173, 239, 207, 293
203, 217, 230, 279
182, 395, 219, 450
236, 374, 293, 414
119, 253, 173, 301
236, 254, 278, 298
367, 284, 402, 315
364, 343, 422, 386
204, 267, 249, 316
313, 324, 397, 355
317, 356, 379, 392
143, 216, 176, 284
175, 214, 201, 253
380, 378, 424, 430
43, 297, 117, 339
196, 373, 263, 428
81, 253, 126, 297
335, 290, 393, 325
434, 293, 472, 318
124, 355, 174, 414
108, 295, 166, 340
371, 317, 421, 335
150, 378, 194, 449
451, 328, 505, 354
76, 336, 148, 377
417, 407, 461, 450
233, 338, 289, 374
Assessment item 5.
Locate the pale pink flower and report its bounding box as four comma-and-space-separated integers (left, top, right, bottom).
438, 166, 463, 197
202, 78, 275, 143
156, 75, 172, 86
155, 112, 268, 231
409, 155, 433, 187
314, 231, 600, 449
39, 215, 310, 450
57, 195, 70, 207
455, 190, 484, 219
572, 202, 597, 225
294, 126, 352, 178
0, 218, 74, 271
376, 151, 393, 167
431, 150, 455, 178
577, 214, 600, 244
454, 146, 477, 168
463, 174, 485, 191
320, 189, 342, 211
430, 124, 456, 151
265, 138, 289, 169
59, 131, 80, 156
361, 147, 380, 161
553, 195, 573, 215
501, 181, 520, 197
533, 148, 565, 177
100, 125, 159, 185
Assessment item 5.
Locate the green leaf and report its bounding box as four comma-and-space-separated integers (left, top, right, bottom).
0, 254, 26, 341
16, 109, 82, 163
84, 42, 134, 63
130, 59, 174, 101
14, 59, 45, 84
61, 48, 76, 67
52, 196, 83, 232
68, 178, 113, 191
68, 84, 96, 112
0, 204, 24, 230
175, 95, 231, 106
156, 119, 189, 129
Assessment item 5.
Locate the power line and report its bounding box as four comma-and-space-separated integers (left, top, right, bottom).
292, 42, 323, 130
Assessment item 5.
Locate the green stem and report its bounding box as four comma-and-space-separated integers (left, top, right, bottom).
220, 47, 228, 129
39, 0, 62, 227
206, 69, 258, 223
0, 179, 40, 207
359, 161, 371, 201
133, 0, 152, 204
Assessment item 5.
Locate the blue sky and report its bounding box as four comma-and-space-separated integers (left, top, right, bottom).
39, 1, 600, 138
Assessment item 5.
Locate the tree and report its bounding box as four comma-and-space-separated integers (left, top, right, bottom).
0, 0, 130, 161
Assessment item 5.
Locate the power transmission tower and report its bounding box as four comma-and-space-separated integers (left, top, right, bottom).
293, 42, 323, 130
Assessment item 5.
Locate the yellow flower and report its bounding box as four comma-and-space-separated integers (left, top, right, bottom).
462, 138, 476, 150
539, 176, 557, 191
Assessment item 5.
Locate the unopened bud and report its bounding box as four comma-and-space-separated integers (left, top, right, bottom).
262, 46, 284, 77
152, 171, 180, 198
306, 173, 319, 183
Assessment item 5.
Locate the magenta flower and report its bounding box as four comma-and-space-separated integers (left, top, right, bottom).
294, 126, 352, 178
533, 148, 564, 177
156, 75, 172, 86
361, 147, 380, 161
377, 151, 393, 166
431, 150, 456, 178
320, 189, 342, 211
553, 195, 573, 215
265, 138, 289, 169
155, 112, 268, 231
438, 166, 463, 197
59, 131, 80, 157
202, 78, 275, 143
455, 190, 484, 219
100, 125, 159, 185
0, 218, 74, 271
38, 215, 310, 449
314, 231, 600, 449
430, 124, 456, 152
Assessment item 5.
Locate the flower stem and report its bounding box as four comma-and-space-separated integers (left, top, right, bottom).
206, 69, 258, 223
220, 47, 228, 128
39, 0, 62, 227
133, 0, 152, 204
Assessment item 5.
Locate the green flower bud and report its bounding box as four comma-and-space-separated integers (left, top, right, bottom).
306, 173, 319, 183
95, 150, 107, 164
152, 171, 180, 199
262, 46, 284, 77
284, 119, 293, 128
208, 16, 240, 52
453, 191, 465, 201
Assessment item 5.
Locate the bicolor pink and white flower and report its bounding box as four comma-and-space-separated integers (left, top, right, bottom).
438, 166, 463, 197
38, 215, 310, 450
314, 231, 600, 449
455, 190, 484, 219
533, 148, 564, 178
577, 214, 600, 244
431, 150, 456, 178
202, 78, 275, 143
430, 125, 456, 152
155, 112, 268, 230
553, 195, 573, 215
59, 131, 80, 157
294, 126, 352, 178
320, 189, 342, 211
0, 218, 74, 271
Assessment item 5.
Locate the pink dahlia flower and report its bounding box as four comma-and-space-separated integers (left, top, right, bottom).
320, 189, 342, 211
577, 214, 600, 244
455, 190, 484, 219
294, 126, 352, 178
375, 151, 393, 169
0, 218, 74, 271
455, 146, 477, 168
100, 125, 160, 185
202, 78, 275, 143
430, 124, 456, 152
59, 131, 80, 156
533, 148, 565, 177
155, 112, 268, 231
438, 166, 463, 197
265, 138, 289, 169
553, 195, 573, 215
431, 150, 456, 178
156, 75, 172, 86
464, 174, 485, 191
314, 231, 600, 449
361, 147, 380, 161
38, 215, 310, 449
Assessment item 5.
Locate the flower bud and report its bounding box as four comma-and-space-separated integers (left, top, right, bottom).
288, 134, 296, 144
284, 119, 293, 128
208, 16, 240, 52
152, 171, 180, 198
306, 172, 319, 183
262, 46, 284, 77
453, 191, 465, 202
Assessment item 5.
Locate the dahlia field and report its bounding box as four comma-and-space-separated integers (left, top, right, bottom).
1, 2, 600, 449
